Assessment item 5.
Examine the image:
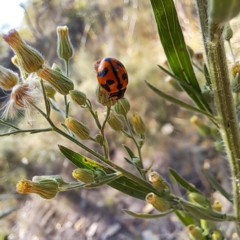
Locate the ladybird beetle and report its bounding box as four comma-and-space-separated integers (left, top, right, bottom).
94, 57, 128, 100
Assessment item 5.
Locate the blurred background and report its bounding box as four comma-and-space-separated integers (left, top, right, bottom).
0, 0, 239, 239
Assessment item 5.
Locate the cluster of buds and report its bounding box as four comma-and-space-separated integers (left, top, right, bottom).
0, 27, 75, 120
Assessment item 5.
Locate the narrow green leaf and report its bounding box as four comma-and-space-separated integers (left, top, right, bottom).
175, 210, 195, 226
150, 0, 210, 113
202, 169, 233, 203
145, 81, 215, 120
203, 64, 211, 86
123, 145, 135, 159
158, 65, 202, 98
124, 157, 134, 165
169, 168, 201, 194
58, 145, 151, 200
123, 209, 173, 219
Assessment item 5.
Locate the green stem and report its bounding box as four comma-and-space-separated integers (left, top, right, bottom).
124, 115, 146, 180
0, 120, 19, 130
0, 128, 53, 137
86, 100, 102, 130
196, 1, 240, 234
31, 103, 157, 195
101, 106, 111, 160
207, 25, 240, 235
64, 60, 70, 118
228, 40, 235, 63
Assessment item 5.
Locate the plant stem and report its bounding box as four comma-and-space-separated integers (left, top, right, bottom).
32, 102, 156, 192
124, 115, 146, 180
101, 106, 111, 160
208, 30, 240, 234
196, 0, 240, 234
64, 60, 70, 118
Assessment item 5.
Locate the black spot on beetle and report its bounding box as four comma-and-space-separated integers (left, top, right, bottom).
116, 61, 124, 68
106, 79, 115, 86
117, 83, 123, 90
109, 88, 126, 99
101, 84, 111, 92
122, 73, 128, 80
98, 67, 108, 77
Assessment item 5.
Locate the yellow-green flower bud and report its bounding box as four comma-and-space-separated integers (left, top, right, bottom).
70, 90, 87, 106
107, 111, 123, 131
211, 231, 223, 240
188, 192, 210, 208
57, 26, 74, 62
72, 168, 94, 184
200, 219, 215, 235
212, 200, 222, 212
51, 63, 62, 73
231, 63, 240, 93
145, 193, 170, 212
44, 82, 56, 98
32, 175, 66, 187
96, 84, 117, 107
94, 134, 104, 146
3, 29, 44, 73
165, 76, 183, 92
16, 179, 59, 199
130, 112, 146, 135
190, 115, 212, 137
224, 23, 233, 41
187, 225, 204, 240
37, 65, 74, 95
149, 171, 170, 193
114, 98, 130, 116
11, 55, 29, 80
65, 117, 90, 140
0, 65, 19, 90
209, 0, 240, 24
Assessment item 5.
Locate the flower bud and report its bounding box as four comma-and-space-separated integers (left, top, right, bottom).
145, 193, 170, 212
3, 29, 44, 73
231, 63, 240, 93
65, 117, 90, 140
190, 115, 212, 137
51, 63, 62, 73
94, 134, 104, 146
107, 111, 123, 131
200, 219, 215, 235
70, 90, 87, 106
32, 175, 66, 187
37, 65, 74, 95
131, 112, 146, 135
212, 200, 222, 212
114, 98, 130, 116
11, 55, 29, 80
96, 85, 117, 107
72, 168, 94, 184
188, 192, 210, 208
16, 179, 59, 199
209, 0, 240, 24
0, 65, 19, 90
165, 76, 183, 92
224, 23, 233, 41
187, 225, 204, 240
211, 231, 223, 240
57, 26, 74, 62
44, 82, 56, 98
149, 171, 170, 193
